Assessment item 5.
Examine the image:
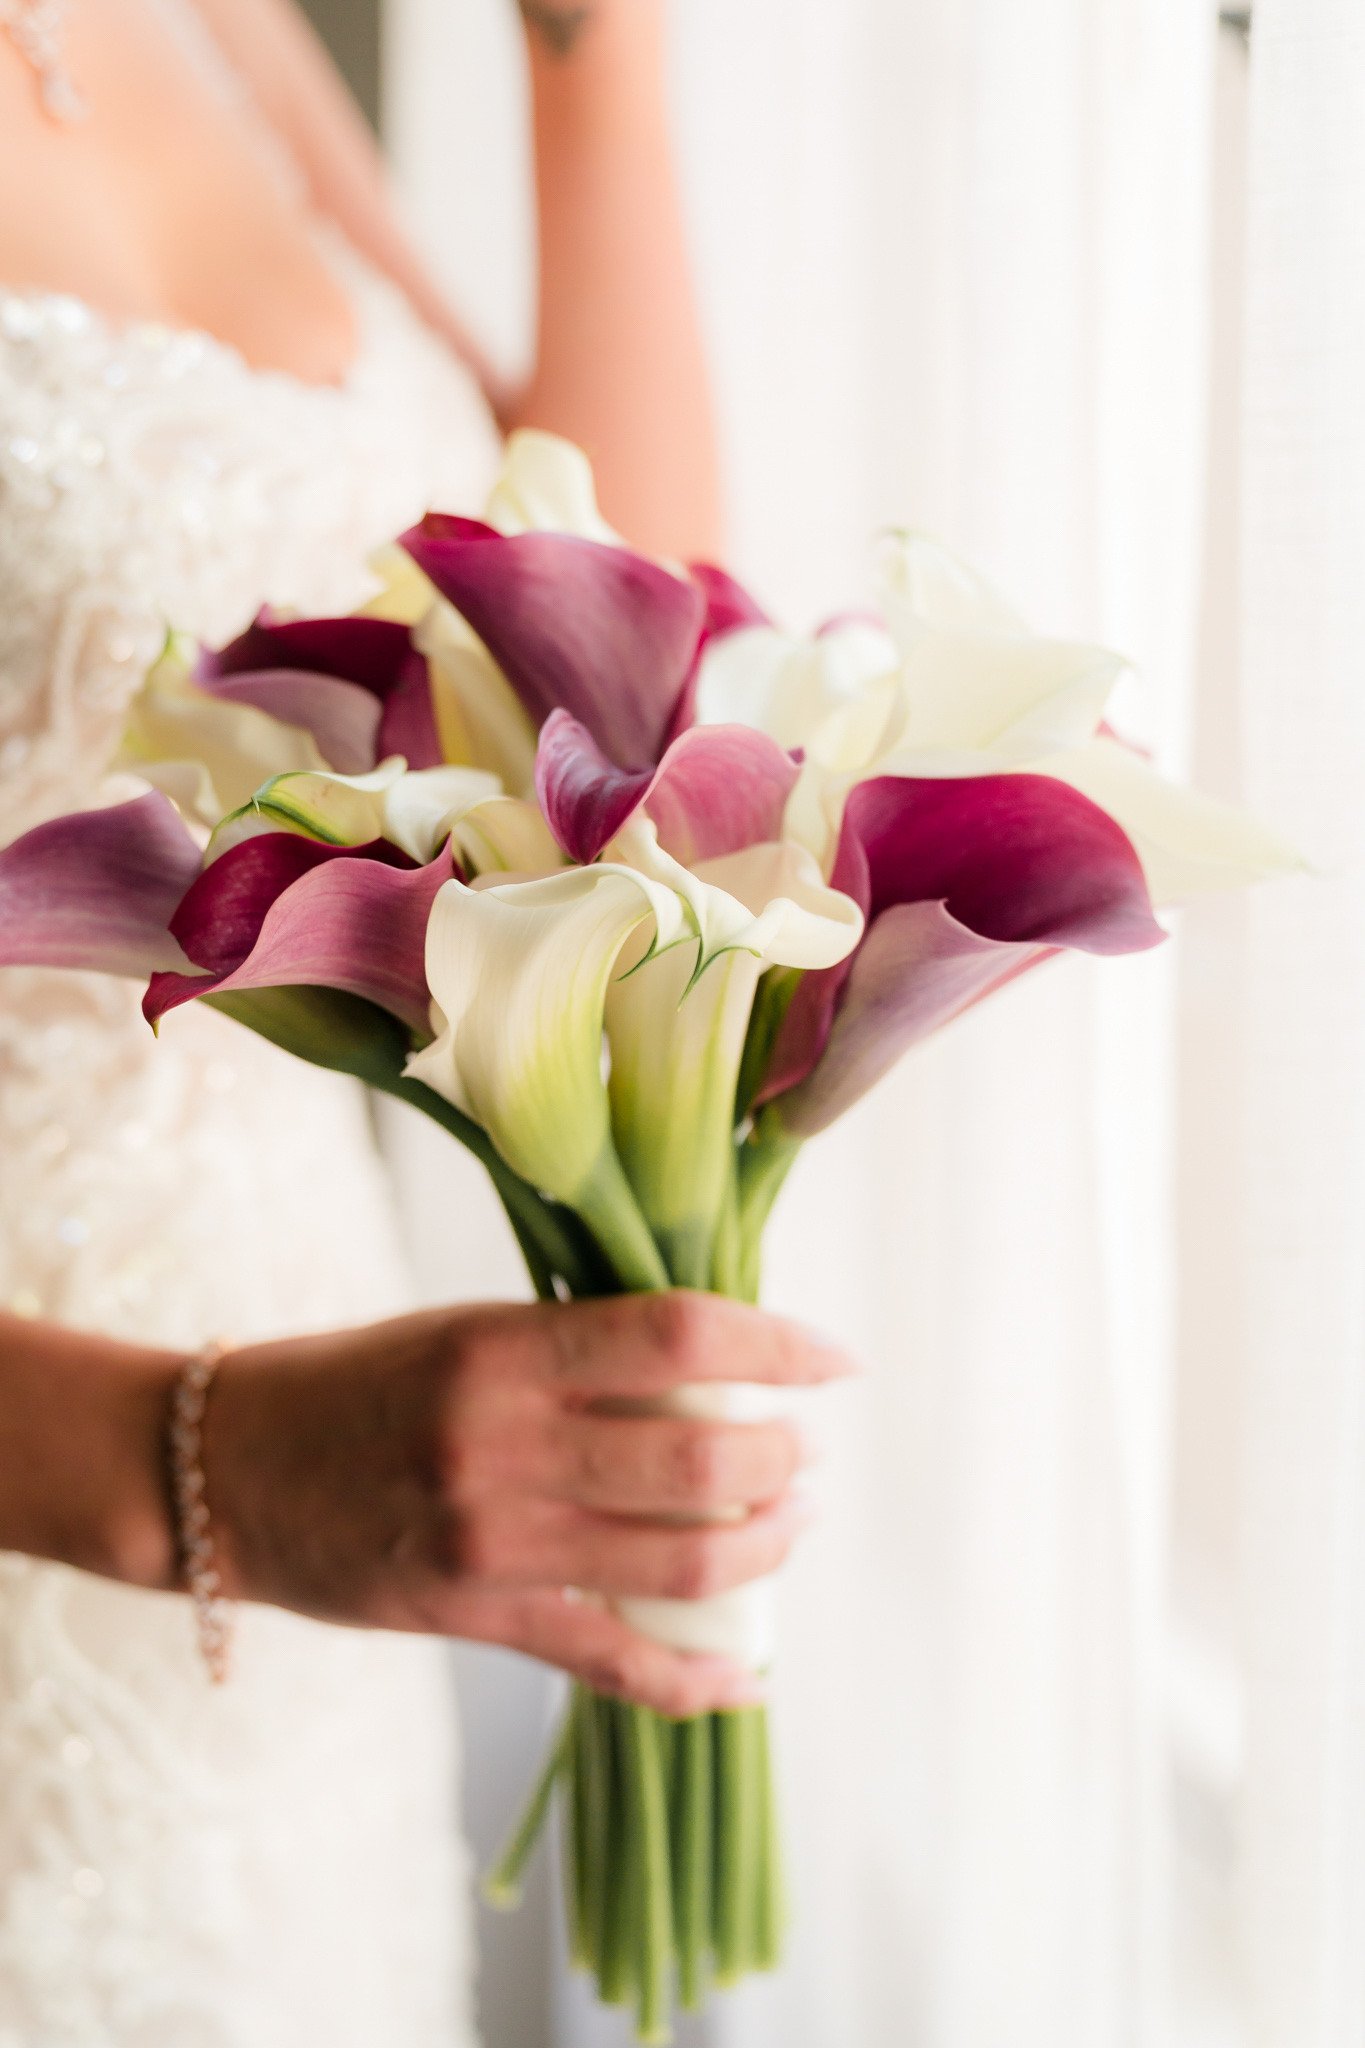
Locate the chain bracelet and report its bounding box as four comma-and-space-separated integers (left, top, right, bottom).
168, 1339, 236, 1684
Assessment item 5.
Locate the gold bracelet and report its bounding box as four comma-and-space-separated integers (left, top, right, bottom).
168, 1339, 235, 1684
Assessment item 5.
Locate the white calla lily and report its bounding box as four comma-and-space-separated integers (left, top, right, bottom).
358, 541, 436, 627
206, 759, 504, 867
406, 864, 691, 1287
448, 796, 565, 879
484, 428, 622, 543
605, 825, 862, 1284
1042, 736, 1306, 900
115, 634, 328, 828
414, 602, 539, 795
698, 530, 1299, 900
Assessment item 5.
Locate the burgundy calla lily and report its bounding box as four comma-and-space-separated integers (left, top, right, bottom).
201, 612, 442, 770
0, 793, 202, 977
400, 515, 707, 772
764, 772, 1166, 1133
144, 831, 454, 1035
535, 709, 800, 867
690, 562, 772, 644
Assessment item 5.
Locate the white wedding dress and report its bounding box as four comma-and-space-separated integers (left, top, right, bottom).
0, 10, 502, 2043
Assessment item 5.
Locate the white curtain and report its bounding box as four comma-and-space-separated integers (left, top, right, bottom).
378, 4, 1361, 2044
1233, 3, 1365, 2042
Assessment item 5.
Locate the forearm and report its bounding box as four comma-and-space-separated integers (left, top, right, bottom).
0, 1313, 180, 1590
512, 1, 722, 558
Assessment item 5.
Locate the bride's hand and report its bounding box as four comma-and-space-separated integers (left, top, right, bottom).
209, 1297, 850, 1716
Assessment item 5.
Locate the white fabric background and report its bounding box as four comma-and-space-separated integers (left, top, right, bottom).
378, 4, 1361, 2043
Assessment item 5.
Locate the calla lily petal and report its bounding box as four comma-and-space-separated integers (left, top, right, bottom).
1040, 735, 1307, 903
208, 761, 503, 866
484, 429, 621, 543
448, 796, 566, 879
359, 542, 438, 628
400, 515, 706, 771
763, 772, 1164, 1124
843, 773, 1165, 952
414, 602, 540, 793
604, 838, 862, 1279
145, 835, 452, 1034
695, 619, 900, 756
198, 668, 381, 776
878, 530, 1026, 639
535, 709, 800, 867
770, 900, 1047, 1135
690, 562, 772, 642
0, 793, 201, 977
116, 638, 329, 827
407, 864, 686, 1286
884, 633, 1125, 762
204, 613, 442, 770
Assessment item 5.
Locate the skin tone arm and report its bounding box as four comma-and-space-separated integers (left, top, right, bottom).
0, 1297, 844, 1715
186, 0, 722, 559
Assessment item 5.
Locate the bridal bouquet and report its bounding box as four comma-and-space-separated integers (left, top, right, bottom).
0, 434, 1293, 2039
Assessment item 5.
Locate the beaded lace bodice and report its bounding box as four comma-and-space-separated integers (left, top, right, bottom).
0, 14, 501, 2043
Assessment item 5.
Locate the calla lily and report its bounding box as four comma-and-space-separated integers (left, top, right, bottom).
145, 833, 453, 1035
401, 513, 707, 773
206, 760, 504, 867
406, 831, 861, 1285
484, 428, 622, 544
1039, 735, 1305, 901
203, 610, 443, 771
0, 793, 201, 977
605, 834, 862, 1285
762, 772, 1165, 1134
414, 600, 541, 794
535, 708, 799, 867
406, 863, 691, 1288
115, 635, 333, 829
699, 530, 1302, 914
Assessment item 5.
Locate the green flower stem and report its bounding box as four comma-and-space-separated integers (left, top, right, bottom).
597, 1703, 637, 2009
671, 1710, 714, 2011
577, 1685, 612, 1974
484, 1711, 573, 1909
574, 1155, 672, 1295
713, 1707, 762, 1985
735, 1111, 803, 1293
625, 1704, 676, 2044
754, 1708, 785, 1969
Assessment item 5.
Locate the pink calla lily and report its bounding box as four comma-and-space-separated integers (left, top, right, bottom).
400, 515, 707, 771
690, 562, 772, 643
535, 709, 800, 867
202, 612, 442, 770
0, 793, 202, 977
145, 831, 454, 1035
764, 772, 1166, 1132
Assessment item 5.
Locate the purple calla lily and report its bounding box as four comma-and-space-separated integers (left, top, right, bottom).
145, 832, 453, 1036
201, 612, 442, 770
0, 793, 202, 977
535, 709, 800, 867
690, 562, 772, 644
764, 772, 1166, 1133
400, 515, 707, 772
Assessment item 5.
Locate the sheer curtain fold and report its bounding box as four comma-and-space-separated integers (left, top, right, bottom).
1236, 4, 1365, 2041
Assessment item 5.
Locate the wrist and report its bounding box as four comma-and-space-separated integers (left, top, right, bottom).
79, 1348, 183, 1593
